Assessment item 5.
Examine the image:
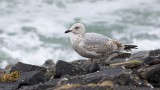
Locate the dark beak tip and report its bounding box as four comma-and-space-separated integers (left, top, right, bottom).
64, 31, 68, 33
65, 30, 71, 33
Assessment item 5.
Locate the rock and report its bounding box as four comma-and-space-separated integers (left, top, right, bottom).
42, 59, 55, 68
130, 51, 149, 61
56, 69, 130, 86
18, 79, 60, 90
42, 59, 55, 79
1, 49, 160, 90
55, 80, 114, 90
113, 71, 143, 86
55, 60, 87, 78
10, 62, 47, 73
114, 86, 159, 90
0, 82, 19, 90
0, 71, 49, 90
143, 57, 160, 66
80, 69, 127, 84
17, 71, 49, 86
149, 49, 160, 57
140, 64, 160, 87
110, 60, 142, 69
35, 79, 60, 90
55, 84, 160, 90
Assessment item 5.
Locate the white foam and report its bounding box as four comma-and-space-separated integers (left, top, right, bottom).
0, 0, 159, 65
1, 46, 80, 65
0, 61, 8, 69
133, 39, 160, 51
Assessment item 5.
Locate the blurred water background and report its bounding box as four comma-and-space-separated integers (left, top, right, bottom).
0, 0, 160, 68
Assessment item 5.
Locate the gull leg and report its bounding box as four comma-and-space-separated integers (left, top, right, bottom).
105, 53, 120, 65
97, 57, 107, 65
105, 51, 131, 65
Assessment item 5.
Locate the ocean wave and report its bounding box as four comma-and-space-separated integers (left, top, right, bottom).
0, 0, 159, 65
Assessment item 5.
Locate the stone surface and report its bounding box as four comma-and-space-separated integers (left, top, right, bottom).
0, 82, 18, 90
42, 59, 55, 68
18, 79, 60, 90
130, 51, 149, 61
1, 49, 160, 90
17, 71, 49, 86
0, 71, 49, 90
55, 60, 87, 78
140, 64, 160, 87
10, 62, 47, 73
56, 69, 129, 86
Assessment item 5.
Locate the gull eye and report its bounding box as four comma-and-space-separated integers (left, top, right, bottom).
74, 27, 79, 29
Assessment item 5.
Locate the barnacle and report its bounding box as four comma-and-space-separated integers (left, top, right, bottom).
0, 71, 20, 82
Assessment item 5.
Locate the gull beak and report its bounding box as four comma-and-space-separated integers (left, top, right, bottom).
65, 30, 72, 33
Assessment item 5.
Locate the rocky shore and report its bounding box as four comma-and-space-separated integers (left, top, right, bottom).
0, 49, 160, 90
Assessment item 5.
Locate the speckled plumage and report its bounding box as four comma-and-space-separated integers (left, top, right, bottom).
65, 23, 125, 59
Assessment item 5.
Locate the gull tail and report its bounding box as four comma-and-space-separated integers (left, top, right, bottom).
124, 45, 138, 50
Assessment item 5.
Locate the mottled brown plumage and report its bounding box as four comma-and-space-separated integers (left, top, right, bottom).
65, 23, 137, 59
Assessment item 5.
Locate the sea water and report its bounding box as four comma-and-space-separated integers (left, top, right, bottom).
0, 0, 160, 68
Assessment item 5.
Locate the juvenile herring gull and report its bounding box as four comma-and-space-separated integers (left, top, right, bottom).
65, 23, 137, 62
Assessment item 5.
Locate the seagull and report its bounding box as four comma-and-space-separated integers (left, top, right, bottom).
65, 23, 137, 63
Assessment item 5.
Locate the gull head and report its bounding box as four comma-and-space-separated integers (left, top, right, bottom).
65, 23, 85, 34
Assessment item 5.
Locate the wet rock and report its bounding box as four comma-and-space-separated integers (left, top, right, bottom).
56, 83, 159, 90
142, 49, 160, 66
110, 60, 142, 69
80, 69, 127, 84
1, 49, 160, 90
55, 80, 114, 90
18, 79, 60, 90
114, 86, 159, 90
55, 60, 87, 78
42, 59, 55, 68
0, 71, 49, 90
0, 82, 19, 90
113, 71, 143, 86
143, 57, 155, 65
143, 57, 160, 66
17, 71, 49, 86
10, 62, 47, 73
140, 64, 160, 87
149, 49, 160, 57
36, 79, 60, 90
42, 59, 55, 79
57, 69, 130, 85
130, 51, 149, 61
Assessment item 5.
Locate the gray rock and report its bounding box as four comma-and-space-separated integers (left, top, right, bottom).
140, 64, 160, 87
10, 62, 47, 73
55, 60, 87, 78
17, 71, 49, 86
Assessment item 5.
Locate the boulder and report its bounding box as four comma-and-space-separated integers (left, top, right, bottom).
55, 60, 87, 78
10, 62, 47, 73
140, 64, 160, 87
17, 71, 49, 86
